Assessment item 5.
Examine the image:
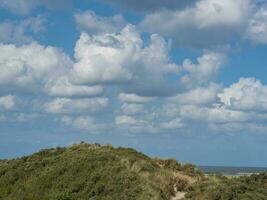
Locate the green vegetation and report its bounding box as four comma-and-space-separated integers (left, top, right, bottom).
0, 143, 198, 200
185, 173, 267, 200
0, 143, 266, 200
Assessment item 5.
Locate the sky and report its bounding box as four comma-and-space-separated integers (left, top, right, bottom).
0, 0, 267, 167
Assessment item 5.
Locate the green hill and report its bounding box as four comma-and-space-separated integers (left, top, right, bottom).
0, 143, 199, 200
1, 143, 266, 200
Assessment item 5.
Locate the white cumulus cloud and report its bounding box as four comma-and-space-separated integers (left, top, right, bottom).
61, 115, 108, 134
45, 97, 108, 114
181, 53, 226, 87
140, 0, 253, 48
168, 83, 222, 105
246, 6, 267, 44
75, 10, 126, 34
71, 25, 179, 96
178, 105, 252, 124
0, 42, 72, 92
161, 118, 186, 129
219, 77, 267, 111
118, 93, 155, 104
45, 76, 104, 97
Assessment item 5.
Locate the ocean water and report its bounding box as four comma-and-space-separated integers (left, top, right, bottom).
198, 166, 267, 176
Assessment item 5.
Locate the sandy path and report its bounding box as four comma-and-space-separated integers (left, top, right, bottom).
171, 192, 186, 200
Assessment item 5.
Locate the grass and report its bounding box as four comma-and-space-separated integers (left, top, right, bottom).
185, 173, 267, 200
1, 142, 265, 200
0, 143, 198, 200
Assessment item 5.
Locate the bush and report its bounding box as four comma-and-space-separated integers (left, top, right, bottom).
0, 143, 194, 200
185, 173, 267, 200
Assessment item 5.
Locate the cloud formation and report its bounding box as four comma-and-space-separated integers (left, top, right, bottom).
168, 83, 222, 106
219, 78, 267, 111
162, 75, 267, 134
75, 11, 126, 34
45, 76, 104, 97
0, 42, 71, 93
118, 93, 154, 104
45, 98, 109, 114
140, 0, 252, 47
0, 17, 45, 44
0, 8, 267, 137
61, 115, 108, 134
181, 53, 226, 87
246, 6, 267, 44
139, 0, 267, 47
71, 25, 179, 96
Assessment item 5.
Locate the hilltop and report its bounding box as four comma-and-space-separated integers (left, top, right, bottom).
0, 143, 200, 200
0, 143, 266, 200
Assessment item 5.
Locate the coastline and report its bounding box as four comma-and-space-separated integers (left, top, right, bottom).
199, 166, 267, 176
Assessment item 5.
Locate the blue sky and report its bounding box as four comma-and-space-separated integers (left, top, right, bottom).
0, 0, 267, 167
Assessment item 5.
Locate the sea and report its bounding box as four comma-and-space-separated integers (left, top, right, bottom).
198, 166, 267, 176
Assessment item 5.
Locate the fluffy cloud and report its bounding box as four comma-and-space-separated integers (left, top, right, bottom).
61, 116, 108, 133
1, 7, 267, 137
115, 115, 139, 126
181, 53, 226, 87
44, 97, 108, 114
118, 93, 154, 104
115, 113, 188, 133
218, 77, 267, 111
0, 0, 72, 16
178, 105, 252, 123
118, 93, 154, 115
0, 42, 72, 92
0, 95, 16, 110
120, 103, 145, 115
168, 83, 222, 105
0, 17, 45, 44
246, 7, 267, 44
71, 25, 179, 96
140, 0, 253, 47
160, 118, 186, 129
117, 92, 156, 115
162, 76, 267, 134
0, 41, 107, 98
115, 115, 157, 133
71, 26, 139, 85
45, 76, 104, 97
75, 10, 126, 34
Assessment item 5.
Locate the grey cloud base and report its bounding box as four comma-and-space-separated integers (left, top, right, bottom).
102, 0, 197, 12
139, 0, 267, 48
